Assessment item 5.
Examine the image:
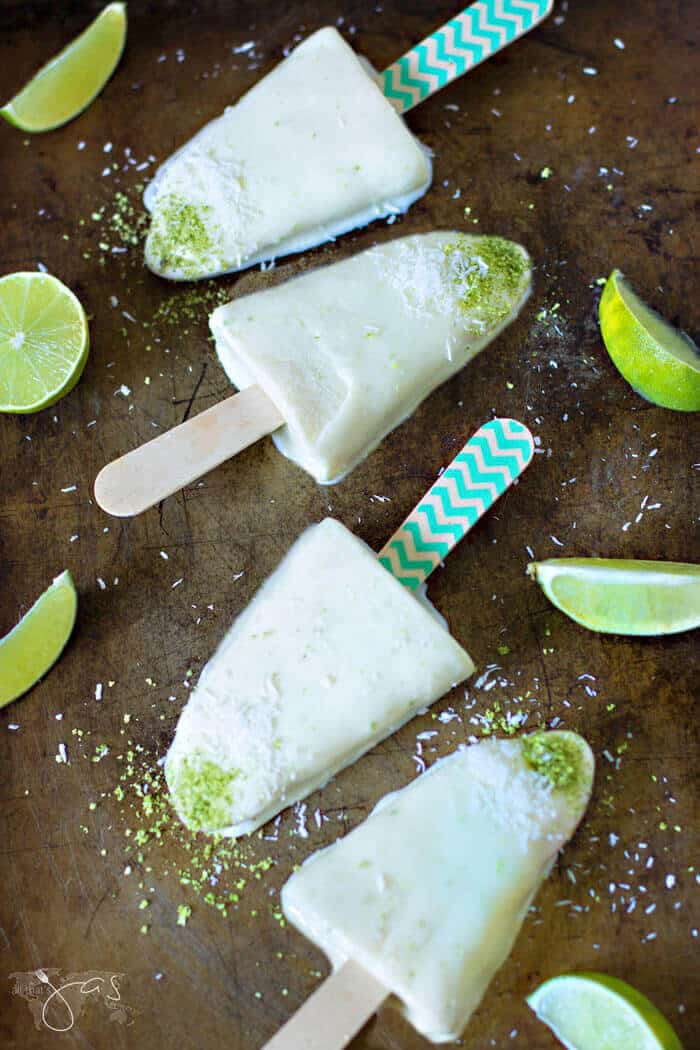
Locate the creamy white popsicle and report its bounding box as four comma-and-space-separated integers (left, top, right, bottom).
144, 27, 431, 280
165, 519, 474, 837
281, 732, 594, 1045
211, 231, 532, 483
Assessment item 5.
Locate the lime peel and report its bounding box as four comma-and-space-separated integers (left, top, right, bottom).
527, 972, 684, 1050
1, 3, 127, 133
528, 558, 700, 636
600, 269, 700, 412
0, 571, 78, 708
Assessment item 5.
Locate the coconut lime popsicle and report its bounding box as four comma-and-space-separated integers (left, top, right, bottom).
95, 231, 531, 516
144, 27, 431, 280
210, 231, 531, 484
143, 2, 556, 282
165, 419, 535, 838
165, 518, 474, 837
270, 732, 594, 1049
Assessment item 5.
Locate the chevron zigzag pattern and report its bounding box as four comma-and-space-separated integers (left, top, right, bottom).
382, 0, 553, 113
378, 420, 534, 590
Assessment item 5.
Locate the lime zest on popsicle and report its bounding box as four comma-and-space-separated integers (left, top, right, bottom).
146, 194, 221, 280
168, 754, 240, 832
444, 235, 531, 332
522, 731, 583, 792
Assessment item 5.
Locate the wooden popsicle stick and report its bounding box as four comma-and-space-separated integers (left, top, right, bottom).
378, 418, 534, 590
93, 384, 285, 517
382, 1, 554, 114
263, 960, 387, 1050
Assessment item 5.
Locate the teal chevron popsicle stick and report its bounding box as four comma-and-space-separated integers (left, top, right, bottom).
382, 1, 554, 114
378, 419, 534, 591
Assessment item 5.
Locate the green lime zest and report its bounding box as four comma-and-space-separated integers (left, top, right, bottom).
444, 235, 530, 331
522, 731, 582, 791
146, 194, 219, 278
169, 754, 239, 832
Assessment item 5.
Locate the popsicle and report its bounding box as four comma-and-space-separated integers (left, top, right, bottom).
143, 3, 555, 280
270, 731, 595, 1048
165, 419, 535, 838
210, 231, 531, 484
144, 27, 431, 280
95, 231, 532, 515
165, 518, 474, 836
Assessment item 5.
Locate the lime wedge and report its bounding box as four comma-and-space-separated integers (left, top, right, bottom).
0, 272, 89, 413
1, 3, 126, 133
527, 558, 700, 635
527, 973, 684, 1050
599, 269, 700, 411
0, 571, 78, 708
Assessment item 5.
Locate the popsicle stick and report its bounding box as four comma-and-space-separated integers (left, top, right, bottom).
378, 418, 534, 590
382, 0, 554, 113
94, 384, 285, 517
263, 960, 387, 1050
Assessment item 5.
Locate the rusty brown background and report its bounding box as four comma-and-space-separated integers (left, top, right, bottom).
1, 1, 698, 1047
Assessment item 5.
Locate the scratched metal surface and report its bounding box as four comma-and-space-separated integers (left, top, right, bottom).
0, 1, 698, 1047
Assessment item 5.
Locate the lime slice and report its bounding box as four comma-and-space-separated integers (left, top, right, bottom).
527, 972, 684, 1050
527, 558, 700, 635
1, 3, 126, 133
0, 272, 89, 413
0, 571, 78, 708
599, 269, 700, 411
